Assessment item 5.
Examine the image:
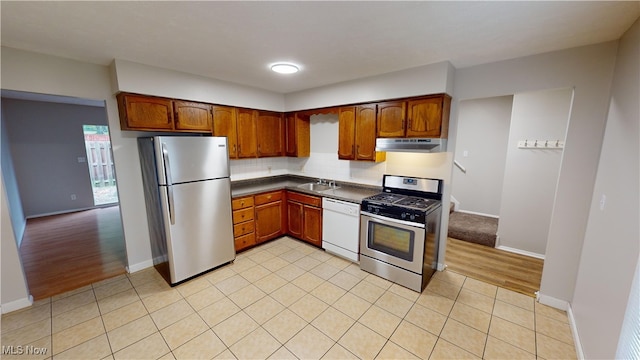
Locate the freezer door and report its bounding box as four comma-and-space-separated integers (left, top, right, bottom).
154, 136, 230, 185
159, 178, 236, 283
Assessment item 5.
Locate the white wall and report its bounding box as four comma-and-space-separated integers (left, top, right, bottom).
452, 96, 512, 216
113, 60, 284, 111
2, 99, 107, 217
284, 61, 453, 111
497, 88, 572, 256
571, 18, 639, 359
1, 180, 31, 313
453, 41, 619, 304
0, 47, 151, 288
0, 107, 26, 246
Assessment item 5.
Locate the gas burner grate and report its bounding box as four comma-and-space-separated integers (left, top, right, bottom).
364, 193, 406, 204
395, 196, 438, 210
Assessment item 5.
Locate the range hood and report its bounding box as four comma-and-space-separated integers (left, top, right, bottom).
376, 138, 447, 153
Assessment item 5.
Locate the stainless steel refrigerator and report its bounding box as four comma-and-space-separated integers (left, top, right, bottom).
138, 136, 235, 285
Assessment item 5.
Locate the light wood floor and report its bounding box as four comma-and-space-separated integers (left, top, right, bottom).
19, 206, 127, 300
445, 237, 544, 297
18, 208, 542, 300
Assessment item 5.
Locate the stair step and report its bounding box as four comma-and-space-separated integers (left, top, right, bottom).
448, 212, 498, 247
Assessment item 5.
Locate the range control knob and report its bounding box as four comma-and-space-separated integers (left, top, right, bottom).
401, 213, 407, 219
410, 214, 416, 220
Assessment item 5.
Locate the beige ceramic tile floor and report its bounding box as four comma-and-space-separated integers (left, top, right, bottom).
1, 237, 578, 360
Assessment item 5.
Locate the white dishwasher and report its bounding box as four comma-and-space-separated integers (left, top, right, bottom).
322, 197, 360, 262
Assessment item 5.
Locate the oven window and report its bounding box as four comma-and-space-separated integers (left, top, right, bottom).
368, 222, 415, 261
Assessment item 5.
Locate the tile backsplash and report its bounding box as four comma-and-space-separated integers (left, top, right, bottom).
229, 152, 386, 186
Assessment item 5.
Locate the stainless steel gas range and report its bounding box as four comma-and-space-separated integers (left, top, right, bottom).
359, 175, 443, 292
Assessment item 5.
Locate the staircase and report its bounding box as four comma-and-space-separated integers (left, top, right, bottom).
447, 211, 498, 248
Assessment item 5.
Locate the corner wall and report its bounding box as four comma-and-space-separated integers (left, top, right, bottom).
570, 18, 639, 359
452, 41, 619, 304
0, 47, 151, 281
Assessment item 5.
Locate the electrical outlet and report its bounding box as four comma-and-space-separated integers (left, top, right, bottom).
599, 194, 606, 210
70, 194, 77, 200
463, 150, 468, 157
77, 157, 86, 163
267, 166, 272, 174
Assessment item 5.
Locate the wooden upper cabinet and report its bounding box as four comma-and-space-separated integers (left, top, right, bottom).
406, 95, 451, 138
355, 104, 381, 161
173, 101, 212, 132
256, 111, 284, 157
338, 105, 384, 162
377, 101, 406, 138
285, 112, 310, 157
338, 107, 356, 160
236, 108, 258, 158
212, 106, 238, 158
117, 93, 174, 131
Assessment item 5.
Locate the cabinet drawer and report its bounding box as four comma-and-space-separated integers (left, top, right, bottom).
232, 208, 254, 224
287, 191, 322, 207
254, 191, 283, 205
235, 232, 256, 252
232, 196, 254, 210
233, 221, 255, 237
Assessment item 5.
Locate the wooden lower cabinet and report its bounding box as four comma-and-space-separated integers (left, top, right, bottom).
286, 191, 322, 247
254, 191, 285, 244
286, 201, 304, 239
232, 189, 321, 251
232, 196, 255, 252
301, 204, 322, 247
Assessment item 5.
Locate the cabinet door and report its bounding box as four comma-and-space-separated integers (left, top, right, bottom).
174, 101, 212, 132
355, 104, 377, 161
255, 200, 283, 243
117, 94, 174, 131
338, 107, 356, 160
406, 96, 444, 138
212, 106, 238, 158
236, 108, 258, 158
287, 200, 303, 239
256, 111, 284, 157
285, 112, 310, 157
302, 205, 322, 247
377, 101, 406, 137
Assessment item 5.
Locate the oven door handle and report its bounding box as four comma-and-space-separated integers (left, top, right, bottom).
361, 211, 426, 229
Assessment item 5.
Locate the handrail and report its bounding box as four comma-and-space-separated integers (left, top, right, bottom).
454, 160, 466, 173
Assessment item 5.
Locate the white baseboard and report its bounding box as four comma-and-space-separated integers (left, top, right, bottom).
567, 303, 585, 360
456, 209, 500, 219
1, 295, 33, 314
496, 245, 545, 260
126, 259, 154, 273
537, 292, 568, 311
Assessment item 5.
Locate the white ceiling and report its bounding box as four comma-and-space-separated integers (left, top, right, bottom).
1, 1, 639, 94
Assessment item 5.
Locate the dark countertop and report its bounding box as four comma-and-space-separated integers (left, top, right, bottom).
230, 175, 380, 204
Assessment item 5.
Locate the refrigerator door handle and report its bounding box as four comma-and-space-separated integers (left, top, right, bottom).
162, 143, 176, 225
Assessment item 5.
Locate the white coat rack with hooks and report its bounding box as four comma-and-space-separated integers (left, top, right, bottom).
517, 139, 564, 149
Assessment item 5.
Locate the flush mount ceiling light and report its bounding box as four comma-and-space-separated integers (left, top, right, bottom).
271, 63, 299, 74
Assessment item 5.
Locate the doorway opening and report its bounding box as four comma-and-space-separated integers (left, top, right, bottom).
83, 125, 119, 205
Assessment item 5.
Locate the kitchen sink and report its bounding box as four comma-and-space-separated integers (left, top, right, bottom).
297, 182, 340, 192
